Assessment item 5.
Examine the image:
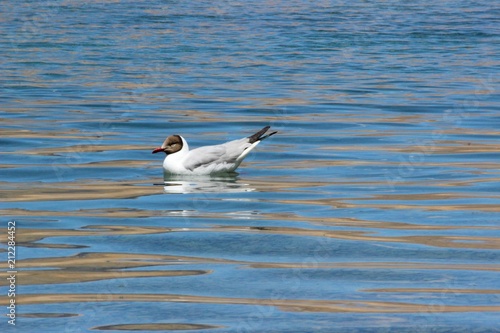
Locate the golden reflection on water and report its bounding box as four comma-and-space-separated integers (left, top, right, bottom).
2, 1, 499, 330
1, 220, 498, 251
212, 225, 500, 249
9, 269, 208, 286
275, 198, 500, 212
1, 169, 498, 322
18, 144, 150, 156
249, 261, 500, 272
1, 293, 498, 314
13, 251, 500, 273
4, 207, 497, 231
0, 180, 159, 202
2, 175, 499, 213
0, 225, 172, 247
2, 118, 499, 323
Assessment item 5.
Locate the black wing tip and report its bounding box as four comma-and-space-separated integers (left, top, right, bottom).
267, 130, 278, 137
248, 126, 278, 143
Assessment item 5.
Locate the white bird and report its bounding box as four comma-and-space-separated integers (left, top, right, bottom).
152, 126, 277, 175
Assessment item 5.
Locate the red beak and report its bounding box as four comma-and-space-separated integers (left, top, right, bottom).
152, 147, 164, 154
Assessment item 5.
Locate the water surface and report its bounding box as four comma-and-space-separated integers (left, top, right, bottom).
1, 1, 499, 332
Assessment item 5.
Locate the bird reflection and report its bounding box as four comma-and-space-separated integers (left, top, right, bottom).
161, 174, 255, 194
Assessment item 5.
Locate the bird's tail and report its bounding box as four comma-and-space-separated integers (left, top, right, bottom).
248, 126, 278, 143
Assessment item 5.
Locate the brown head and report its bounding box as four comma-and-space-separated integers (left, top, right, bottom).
152, 135, 183, 154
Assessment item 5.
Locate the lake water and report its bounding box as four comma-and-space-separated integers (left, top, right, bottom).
1, 1, 499, 332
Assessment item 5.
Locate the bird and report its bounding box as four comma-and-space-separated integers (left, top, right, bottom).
152, 126, 277, 175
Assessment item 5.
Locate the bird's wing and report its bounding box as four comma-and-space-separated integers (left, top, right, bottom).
182, 145, 226, 171
182, 139, 249, 171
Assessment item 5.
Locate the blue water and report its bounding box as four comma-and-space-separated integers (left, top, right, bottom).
1, 1, 499, 332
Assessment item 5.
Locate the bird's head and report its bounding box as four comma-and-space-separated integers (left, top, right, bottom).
152, 135, 183, 154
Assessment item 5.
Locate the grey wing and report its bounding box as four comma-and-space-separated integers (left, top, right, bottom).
182, 139, 250, 171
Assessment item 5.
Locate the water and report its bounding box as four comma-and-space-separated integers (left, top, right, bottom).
1, 1, 499, 332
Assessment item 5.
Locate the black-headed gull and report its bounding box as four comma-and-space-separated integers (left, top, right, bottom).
152, 126, 277, 175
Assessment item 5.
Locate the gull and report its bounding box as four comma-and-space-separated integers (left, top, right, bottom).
152, 126, 277, 175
